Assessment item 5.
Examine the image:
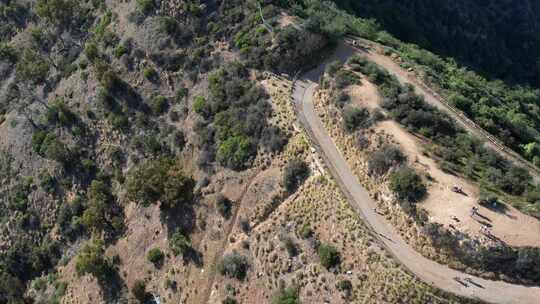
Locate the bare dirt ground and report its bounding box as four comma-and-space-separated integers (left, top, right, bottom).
350, 78, 540, 248
276, 13, 298, 28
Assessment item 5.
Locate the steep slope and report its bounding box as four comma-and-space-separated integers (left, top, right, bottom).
333, 0, 540, 86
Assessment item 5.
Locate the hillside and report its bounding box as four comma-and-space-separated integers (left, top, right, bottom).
1, 0, 540, 304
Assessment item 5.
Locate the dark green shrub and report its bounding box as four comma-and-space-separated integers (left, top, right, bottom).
158, 16, 177, 34
368, 144, 405, 176
81, 160, 96, 175
0, 43, 17, 62
222, 297, 238, 304
45, 100, 77, 126
143, 67, 157, 80
337, 279, 353, 298
325, 60, 341, 76
100, 69, 121, 91
342, 106, 371, 131
169, 230, 191, 256
108, 112, 129, 130
75, 239, 113, 281
150, 95, 168, 115
389, 166, 426, 203
318, 243, 340, 269
84, 41, 99, 62
175, 87, 189, 102
81, 180, 123, 235
16, 50, 50, 84
272, 286, 300, 304
261, 126, 288, 153
147, 247, 164, 266
335, 69, 360, 89
216, 135, 253, 170
299, 223, 313, 239
282, 237, 298, 257
126, 157, 195, 208
283, 159, 310, 193
35, 0, 79, 27
136, 0, 155, 14
132, 280, 151, 303
32, 131, 71, 164
39, 171, 56, 193
114, 43, 127, 58
218, 252, 249, 280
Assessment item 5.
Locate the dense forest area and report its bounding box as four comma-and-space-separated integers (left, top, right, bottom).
332, 0, 540, 86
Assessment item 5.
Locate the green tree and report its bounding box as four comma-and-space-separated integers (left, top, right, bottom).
272, 286, 300, 304
169, 230, 191, 256
216, 135, 253, 170
389, 166, 426, 202
75, 239, 112, 281
81, 180, 123, 236
147, 247, 164, 266
126, 157, 195, 208
193, 96, 206, 114
318, 243, 340, 269
16, 49, 50, 84
150, 95, 168, 115
35, 0, 78, 27
218, 252, 249, 280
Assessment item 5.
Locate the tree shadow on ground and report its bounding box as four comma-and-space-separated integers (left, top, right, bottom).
159, 200, 203, 267
99, 267, 127, 302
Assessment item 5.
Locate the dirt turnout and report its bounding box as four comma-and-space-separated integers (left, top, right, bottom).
348, 80, 540, 248
347, 38, 540, 182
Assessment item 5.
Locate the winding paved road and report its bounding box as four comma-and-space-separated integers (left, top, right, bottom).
293, 43, 540, 304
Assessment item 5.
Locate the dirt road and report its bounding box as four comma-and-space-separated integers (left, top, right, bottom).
346, 38, 540, 181
292, 43, 540, 304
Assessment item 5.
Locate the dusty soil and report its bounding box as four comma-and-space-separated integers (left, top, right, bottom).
276, 13, 298, 28
349, 78, 540, 248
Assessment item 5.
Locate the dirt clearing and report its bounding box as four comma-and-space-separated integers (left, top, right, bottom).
351, 79, 540, 248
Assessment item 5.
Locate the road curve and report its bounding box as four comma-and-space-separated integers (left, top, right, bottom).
292, 43, 540, 304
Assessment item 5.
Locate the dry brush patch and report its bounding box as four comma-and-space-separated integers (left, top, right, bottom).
313, 86, 458, 265
210, 169, 477, 303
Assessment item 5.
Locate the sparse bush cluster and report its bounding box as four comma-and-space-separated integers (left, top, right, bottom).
193, 62, 286, 170
235, 23, 330, 74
